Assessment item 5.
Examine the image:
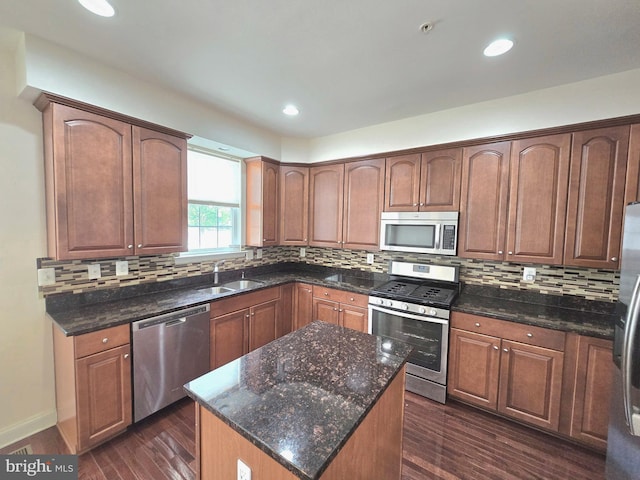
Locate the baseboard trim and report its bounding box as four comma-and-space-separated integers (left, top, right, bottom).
0, 410, 57, 449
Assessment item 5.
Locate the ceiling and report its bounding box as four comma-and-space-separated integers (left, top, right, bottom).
1, 0, 640, 138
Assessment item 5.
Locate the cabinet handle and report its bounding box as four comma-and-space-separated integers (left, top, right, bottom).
124, 353, 129, 359
128, 245, 133, 249
612, 257, 618, 262
493, 345, 499, 350
498, 250, 503, 255
102, 338, 109, 344
137, 244, 143, 248
527, 333, 533, 338
503, 348, 509, 353
475, 322, 480, 327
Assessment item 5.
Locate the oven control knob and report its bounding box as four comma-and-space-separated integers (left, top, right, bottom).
377, 298, 384, 305
418, 307, 426, 314
430, 309, 437, 316
386, 300, 393, 307
400, 303, 408, 310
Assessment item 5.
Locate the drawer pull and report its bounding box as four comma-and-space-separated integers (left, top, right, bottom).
475, 322, 480, 327
493, 345, 499, 350
527, 333, 533, 338
124, 353, 129, 359
503, 348, 509, 353
102, 338, 108, 344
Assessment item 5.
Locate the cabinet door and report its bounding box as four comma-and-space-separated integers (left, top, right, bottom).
211, 310, 248, 369
278, 284, 294, 338
498, 340, 564, 431
459, 142, 511, 260
506, 134, 571, 265
48, 104, 133, 260
624, 124, 640, 206
132, 126, 188, 255
565, 126, 629, 269
249, 299, 279, 351
294, 283, 313, 330
309, 164, 344, 247
76, 344, 132, 451
340, 305, 368, 333
570, 336, 613, 451
419, 148, 462, 211
245, 159, 279, 247
313, 298, 340, 325
343, 158, 385, 250
279, 166, 309, 245
447, 328, 500, 409
384, 154, 421, 211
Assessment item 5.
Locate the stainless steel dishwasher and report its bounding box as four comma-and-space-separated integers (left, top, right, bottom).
132, 304, 210, 422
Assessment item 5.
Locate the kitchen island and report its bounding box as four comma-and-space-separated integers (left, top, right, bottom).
184, 321, 412, 480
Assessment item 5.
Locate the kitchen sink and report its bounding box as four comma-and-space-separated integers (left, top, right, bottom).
198, 286, 235, 295
222, 279, 265, 290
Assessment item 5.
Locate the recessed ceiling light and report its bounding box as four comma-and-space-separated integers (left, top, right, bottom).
419, 22, 434, 34
78, 0, 115, 17
282, 105, 299, 116
483, 38, 514, 57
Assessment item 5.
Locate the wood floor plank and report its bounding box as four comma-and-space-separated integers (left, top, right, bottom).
2, 393, 605, 479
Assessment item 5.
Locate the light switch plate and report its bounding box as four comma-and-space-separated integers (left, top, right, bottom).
245, 249, 254, 260
237, 459, 251, 480
522, 267, 536, 283
37, 267, 56, 286
256, 248, 263, 259
300, 247, 306, 258
366, 253, 374, 264
115, 260, 129, 276
88, 263, 101, 280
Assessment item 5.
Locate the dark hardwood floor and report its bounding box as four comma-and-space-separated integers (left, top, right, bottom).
1, 393, 605, 479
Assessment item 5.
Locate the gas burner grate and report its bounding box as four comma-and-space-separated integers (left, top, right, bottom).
412, 286, 456, 302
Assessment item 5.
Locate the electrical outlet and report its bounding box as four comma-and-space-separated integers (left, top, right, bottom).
245, 249, 254, 260
366, 253, 374, 264
115, 260, 129, 276
88, 263, 101, 280
300, 247, 306, 258
37, 267, 56, 286
522, 267, 536, 283
256, 248, 263, 259
237, 459, 251, 480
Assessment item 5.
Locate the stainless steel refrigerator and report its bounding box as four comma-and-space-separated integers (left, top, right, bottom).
606, 202, 640, 478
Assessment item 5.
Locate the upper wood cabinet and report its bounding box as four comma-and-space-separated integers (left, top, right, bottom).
505, 134, 571, 265
36, 94, 189, 260
384, 149, 461, 212
624, 124, 640, 206
245, 157, 279, 247
459, 142, 511, 260
309, 158, 384, 249
279, 165, 309, 245
564, 126, 630, 269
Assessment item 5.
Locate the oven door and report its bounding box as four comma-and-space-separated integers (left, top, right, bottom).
368, 304, 448, 385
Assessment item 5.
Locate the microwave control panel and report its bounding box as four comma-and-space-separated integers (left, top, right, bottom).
442, 225, 456, 250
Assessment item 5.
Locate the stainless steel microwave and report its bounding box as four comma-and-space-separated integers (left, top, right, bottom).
380, 211, 458, 255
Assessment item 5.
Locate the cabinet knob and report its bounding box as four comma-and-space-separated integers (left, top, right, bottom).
334, 308, 338, 311
611, 257, 618, 262
413, 203, 418, 206
304, 238, 307, 241
263, 238, 266, 241
493, 345, 499, 350
102, 338, 108, 344
339, 309, 343, 312
349, 297, 354, 301
475, 322, 480, 327
251, 312, 255, 316
137, 244, 143, 248
503, 348, 509, 353
498, 250, 503, 255
128, 245, 133, 249
324, 292, 329, 296
419, 203, 424, 206
124, 353, 129, 359
508, 251, 513, 255
245, 314, 250, 318
527, 333, 533, 338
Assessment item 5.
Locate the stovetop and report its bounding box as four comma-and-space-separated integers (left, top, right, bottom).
371, 279, 458, 308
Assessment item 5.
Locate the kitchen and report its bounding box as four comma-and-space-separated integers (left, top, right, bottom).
1, 1, 640, 479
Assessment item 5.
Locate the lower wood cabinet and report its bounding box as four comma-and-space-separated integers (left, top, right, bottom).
448, 312, 565, 432
210, 287, 282, 369
294, 283, 314, 330
53, 324, 132, 454
312, 286, 368, 333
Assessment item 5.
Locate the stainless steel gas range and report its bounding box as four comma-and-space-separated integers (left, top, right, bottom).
368, 261, 459, 403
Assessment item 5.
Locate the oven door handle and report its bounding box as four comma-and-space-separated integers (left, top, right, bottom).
368, 304, 449, 325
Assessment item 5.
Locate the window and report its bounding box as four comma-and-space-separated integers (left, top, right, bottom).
187, 148, 241, 252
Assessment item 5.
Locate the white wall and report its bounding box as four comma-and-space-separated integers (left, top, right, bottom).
0, 47, 56, 447
292, 68, 640, 163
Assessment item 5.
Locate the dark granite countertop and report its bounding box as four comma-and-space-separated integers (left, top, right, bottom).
183, 321, 412, 480
453, 284, 617, 340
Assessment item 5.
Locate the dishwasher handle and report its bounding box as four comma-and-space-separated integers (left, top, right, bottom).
132, 304, 210, 331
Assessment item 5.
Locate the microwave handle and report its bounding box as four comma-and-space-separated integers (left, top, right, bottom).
434, 224, 441, 250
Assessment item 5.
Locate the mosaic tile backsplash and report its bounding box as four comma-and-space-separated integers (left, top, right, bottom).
37, 246, 619, 302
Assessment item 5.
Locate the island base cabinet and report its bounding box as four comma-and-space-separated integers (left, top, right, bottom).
196, 368, 406, 480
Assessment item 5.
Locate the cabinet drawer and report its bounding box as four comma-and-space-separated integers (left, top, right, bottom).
74, 324, 130, 359
312, 286, 368, 307
211, 286, 280, 317
451, 312, 565, 351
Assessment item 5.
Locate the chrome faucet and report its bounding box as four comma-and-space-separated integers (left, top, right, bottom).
214, 260, 224, 284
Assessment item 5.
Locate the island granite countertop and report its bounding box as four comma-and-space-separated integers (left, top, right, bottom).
183, 320, 413, 480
